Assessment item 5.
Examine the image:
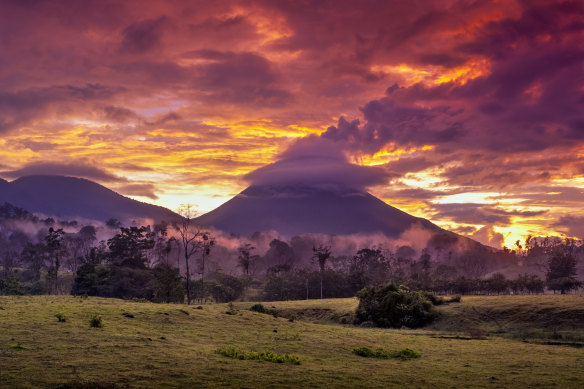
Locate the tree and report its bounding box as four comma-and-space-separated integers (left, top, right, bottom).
71, 263, 111, 297
348, 248, 389, 293
175, 204, 214, 304
147, 221, 172, 267
354, 283, 436, 328
44, 228, 65, 294
312, 245, 331, 299
238, 243, 258, 276
107, 226, 154, 268
546, 244, 580, 294
20, 242, 47, 283
105, 218, 121, 229
152, 263, 185, 303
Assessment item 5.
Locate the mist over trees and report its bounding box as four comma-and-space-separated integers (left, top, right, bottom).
0, 202, 582, 301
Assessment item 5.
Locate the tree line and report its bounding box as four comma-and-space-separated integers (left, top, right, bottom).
0, 202, 582, 302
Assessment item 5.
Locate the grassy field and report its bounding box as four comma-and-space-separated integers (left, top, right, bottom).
1, 295, 583, 388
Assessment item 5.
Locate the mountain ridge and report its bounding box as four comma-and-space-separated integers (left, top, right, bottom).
0, 175, 178, 223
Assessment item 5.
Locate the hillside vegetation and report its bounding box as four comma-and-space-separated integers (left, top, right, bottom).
1, 295, 583, 388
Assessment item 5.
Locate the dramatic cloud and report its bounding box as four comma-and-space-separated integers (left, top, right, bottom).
0, 0, 583, 247
245, 136, 393, 189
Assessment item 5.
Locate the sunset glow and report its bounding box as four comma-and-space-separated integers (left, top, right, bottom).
1, 0, 583, 248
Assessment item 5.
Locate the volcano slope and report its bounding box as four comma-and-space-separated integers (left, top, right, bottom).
196, 185, 445, 238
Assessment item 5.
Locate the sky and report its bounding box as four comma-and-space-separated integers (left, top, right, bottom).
0, 0, 583, 248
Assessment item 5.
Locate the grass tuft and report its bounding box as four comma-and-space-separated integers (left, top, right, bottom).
55, 312, 67, 322
9, 343, 27, 350
90, 315, 103, 328
352, 346, 421, 360
216, 346, 301, 365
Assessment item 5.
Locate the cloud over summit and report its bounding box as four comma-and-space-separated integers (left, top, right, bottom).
245, 136, 393, 190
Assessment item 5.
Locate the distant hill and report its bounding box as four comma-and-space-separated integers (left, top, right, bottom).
196, 184, 448, 238
0, 175, 178, 223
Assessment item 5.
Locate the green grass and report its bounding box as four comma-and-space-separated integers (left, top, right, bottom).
352, 346, 420, 360
0, 295, 583, 388
216, 346, 301, 365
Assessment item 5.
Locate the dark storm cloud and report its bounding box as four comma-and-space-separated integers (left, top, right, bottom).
319, 0, 584, 157
457, 0, 584, 59
188, 50, 293, 106
552, 215, 584, 238
103, 106, 140, 123
120, 16, 169, 54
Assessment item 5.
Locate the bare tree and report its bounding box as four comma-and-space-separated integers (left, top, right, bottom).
312, 245, 331, 299
174, 204, 213, 304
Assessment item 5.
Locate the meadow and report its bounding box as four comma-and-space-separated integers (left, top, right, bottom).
0, 295, 583, 388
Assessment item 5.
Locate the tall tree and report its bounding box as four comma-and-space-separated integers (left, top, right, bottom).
312, 245, 331, 299
237, 243, 258, 276
44, 228, 65, 294
175, 204, 213, 304
107, 226, 154, 268
546, 240, 581, 294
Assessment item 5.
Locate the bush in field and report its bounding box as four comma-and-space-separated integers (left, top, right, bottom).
0, 277, 23, 295
90, 315, 103, 328
216, 346, 301, 365
249, 303, 277, 316
354, 283, 436, 328
209, 272, 244, 303
54, 312, 67, 322
352, 346, 420, 360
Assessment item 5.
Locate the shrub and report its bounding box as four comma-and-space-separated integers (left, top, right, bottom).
210, 273, 245, 302
354, 283, 436, 328
392, 348, 421, 360
352, 346, 421, 360
448, 295, 462, 303
9, 343, 27, 350
249, 303, 277, 316
54, 312, 67, 322
422, 291, 444, 305
216, 346, 300, 365
0, 277, 23, 295
71, 264, 111, 297
90, 315, 103, 328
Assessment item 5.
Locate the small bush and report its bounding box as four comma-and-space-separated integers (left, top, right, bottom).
9, 343, 27, 350
449, 295, 462, 303
216, 346, 300, 365
249, 303, 277, 316
354, 283, 436, 328
90, 315, 103, 328
422, 291, 444, 305
392, 348, 421, 360
55, 312, 67, 322
352, 346, 420, 360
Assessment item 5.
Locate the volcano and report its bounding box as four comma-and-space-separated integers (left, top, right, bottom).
196, 184, 447, 238
0, 175, 178, 223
